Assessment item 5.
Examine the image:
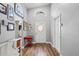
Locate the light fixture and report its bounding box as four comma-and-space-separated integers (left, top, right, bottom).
34, 8, 47, 17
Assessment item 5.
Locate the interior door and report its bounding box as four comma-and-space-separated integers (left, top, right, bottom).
34, 21, 46, 42
54, 16, 61, 52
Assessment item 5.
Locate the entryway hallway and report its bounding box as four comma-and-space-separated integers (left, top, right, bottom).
0, 3, 79, 56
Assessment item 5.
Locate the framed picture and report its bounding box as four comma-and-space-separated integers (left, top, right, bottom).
0, 3, 7, 15
23, 21, 29, 31
7, 22, 14, 31
7, 4, 14, 21
14, 3, 24, 19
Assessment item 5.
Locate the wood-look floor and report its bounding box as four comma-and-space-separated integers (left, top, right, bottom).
21, 43, 60, 56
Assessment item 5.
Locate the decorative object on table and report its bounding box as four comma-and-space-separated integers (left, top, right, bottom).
0, 3, 7, 15
7, 22, 14, 31
14, 3, 24, 19
7, 4, 14, 21
23, 21, 29, 31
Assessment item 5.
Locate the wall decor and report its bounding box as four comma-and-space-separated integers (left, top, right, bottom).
19, 25, 22, 31
0, 3, 7, 15
7, 22, 14, 31
7, 4, 14, 21
23, 21, 29, 31
14, 3, 24, 19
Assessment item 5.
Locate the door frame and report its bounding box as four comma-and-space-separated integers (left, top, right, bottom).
53, 14, 62, 53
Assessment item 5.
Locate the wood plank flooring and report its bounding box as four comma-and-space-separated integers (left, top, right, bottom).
21, 43, 60, 56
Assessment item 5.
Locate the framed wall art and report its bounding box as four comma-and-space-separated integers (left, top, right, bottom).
23, 21, 29, 31
7, 22, 14, 31
0, 3, 7, 15
7, 4, 14, 21
14, 3, 24, 19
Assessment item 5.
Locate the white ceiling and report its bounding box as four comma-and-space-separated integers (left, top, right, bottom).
24, 3, 50, 9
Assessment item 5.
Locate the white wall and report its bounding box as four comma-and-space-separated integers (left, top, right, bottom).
0, 3, 28, 43
0, 4, 15, 43
51, 3, 79, 56
21, 3, 28, 37
14, 3, 28, 38
0, 3, 28, 56
27, 5, 51, 42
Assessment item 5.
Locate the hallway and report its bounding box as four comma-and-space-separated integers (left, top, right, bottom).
0, 3, 79, 56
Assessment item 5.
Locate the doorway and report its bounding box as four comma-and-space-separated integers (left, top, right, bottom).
34, 21, 46, 42
53, 15, 61, 52
34, 10, 47, 43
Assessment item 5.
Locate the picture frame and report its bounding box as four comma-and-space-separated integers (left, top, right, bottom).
7, 22, 14, 31
7, 4, 14, 21
14, 3, 24, 19
0, 3, 7, 15
23, 21, 29, 31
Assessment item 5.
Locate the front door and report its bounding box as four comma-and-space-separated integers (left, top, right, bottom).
34, 21, 46, 42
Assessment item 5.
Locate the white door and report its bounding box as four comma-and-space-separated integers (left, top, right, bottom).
54, 16, 61, 52
34, 21, 46, 42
